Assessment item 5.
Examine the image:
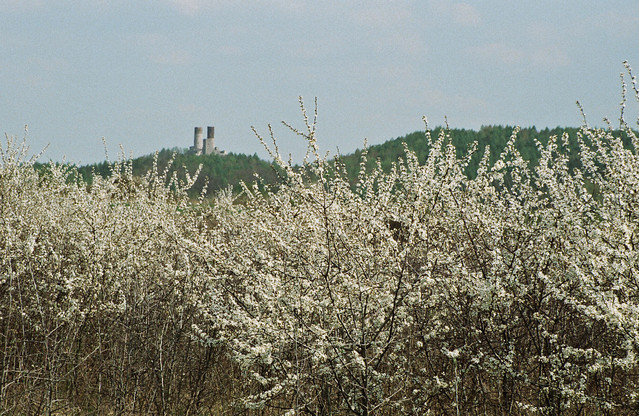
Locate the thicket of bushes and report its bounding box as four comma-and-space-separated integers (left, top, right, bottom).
0, 148, 236, 414
2, 67, 639, 414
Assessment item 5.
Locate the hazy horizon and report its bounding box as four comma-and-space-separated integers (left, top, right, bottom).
2, 0, 638, 164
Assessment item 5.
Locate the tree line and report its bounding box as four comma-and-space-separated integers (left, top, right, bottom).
52, 125, 636, 201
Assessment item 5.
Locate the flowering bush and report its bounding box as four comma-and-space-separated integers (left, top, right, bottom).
200, 98, 639, 414
0, 142, 228, 414
2, 64, 639, 415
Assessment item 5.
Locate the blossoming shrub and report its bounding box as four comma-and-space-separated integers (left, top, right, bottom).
2, 67, 639, 415
201, 98, 639, 414
0, 142, 234, 414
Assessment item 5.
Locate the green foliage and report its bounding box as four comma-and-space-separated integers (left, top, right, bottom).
336, 125, 629, 183
38, 124, 638, 202
72, 147, 281, 199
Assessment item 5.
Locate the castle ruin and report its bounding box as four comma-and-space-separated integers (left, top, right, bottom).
190, 126, 225, 155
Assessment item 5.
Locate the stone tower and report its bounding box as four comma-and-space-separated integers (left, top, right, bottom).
192, 126, 204, 155
204, 126, 215, 155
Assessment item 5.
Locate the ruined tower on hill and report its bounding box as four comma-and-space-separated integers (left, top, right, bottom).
190, 126, 225, 155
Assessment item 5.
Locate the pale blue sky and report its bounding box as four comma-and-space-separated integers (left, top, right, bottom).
1, 0, 638, 164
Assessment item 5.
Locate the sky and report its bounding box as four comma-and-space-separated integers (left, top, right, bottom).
1, 0, 639, 165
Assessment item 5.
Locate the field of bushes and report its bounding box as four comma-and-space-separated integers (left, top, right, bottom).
2, 83, 639, 414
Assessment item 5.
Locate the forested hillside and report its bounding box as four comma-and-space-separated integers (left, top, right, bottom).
64, 125, 636, 199
71, 148, 281, 198
58, 126, 629, 197
337, 125, 638, 181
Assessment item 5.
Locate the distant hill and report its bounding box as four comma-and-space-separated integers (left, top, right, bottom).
335, 126, 581, 182
74, 148, 281, 198
67, 125, 636, 198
